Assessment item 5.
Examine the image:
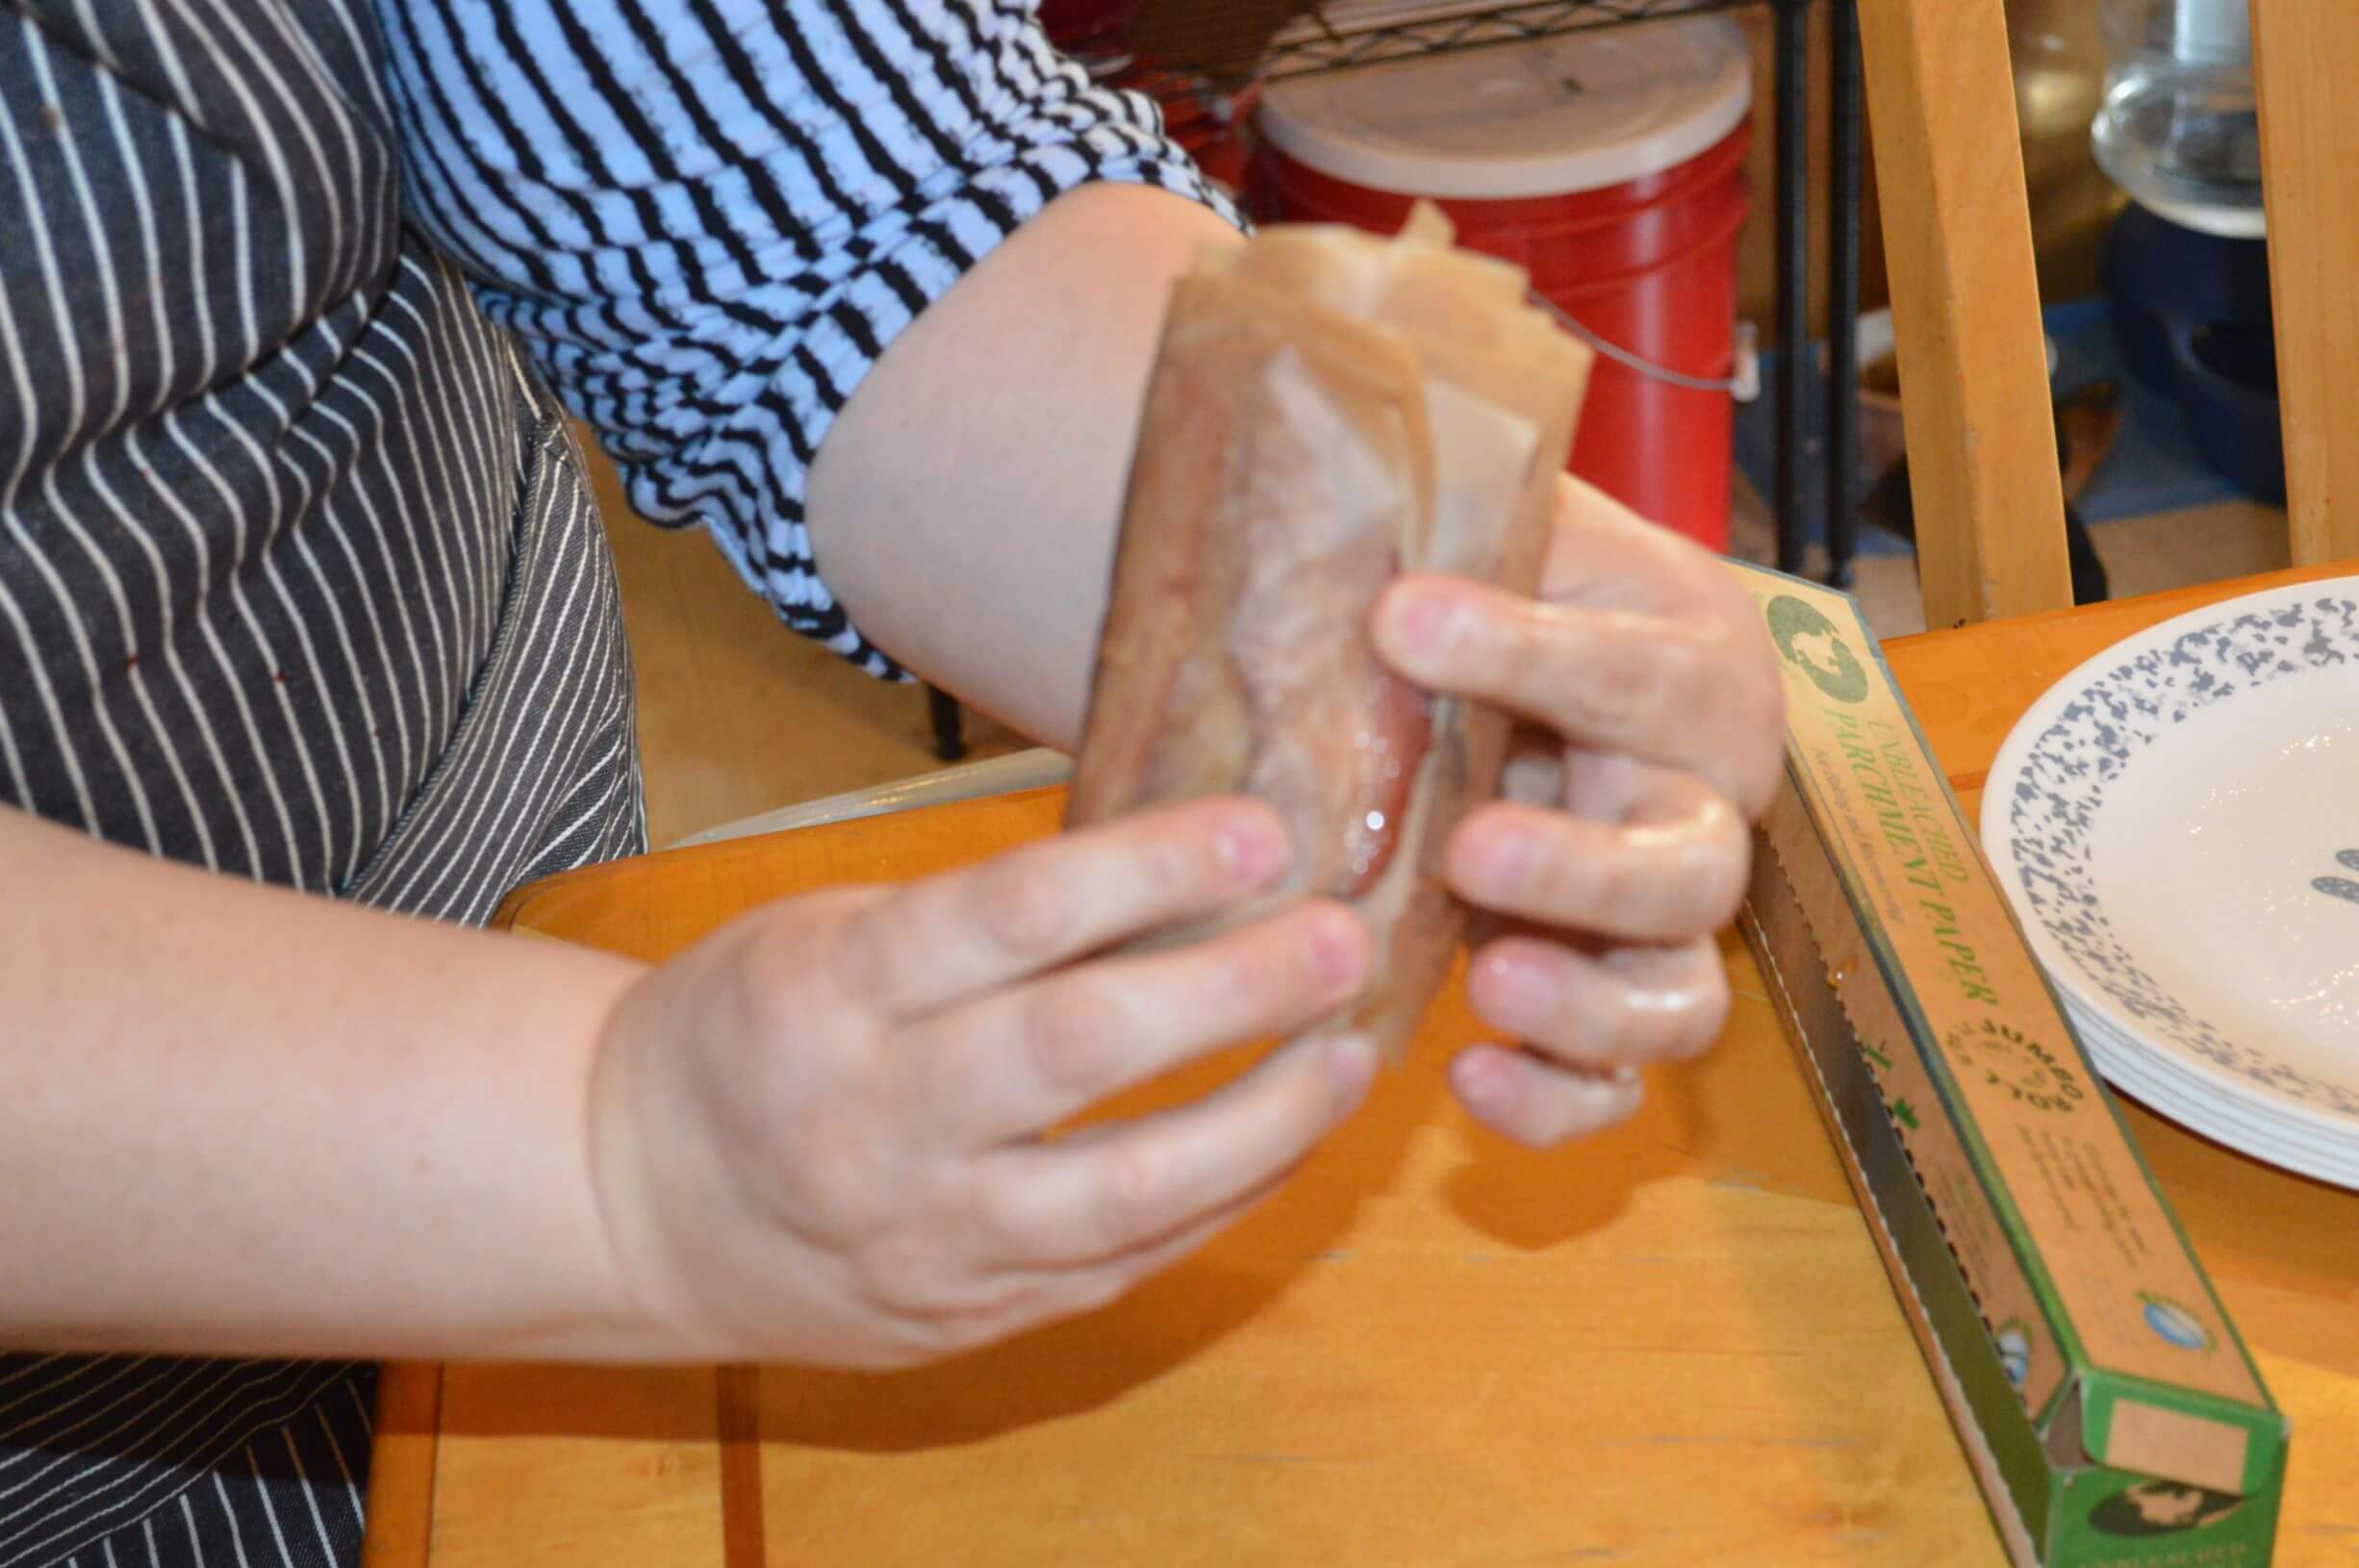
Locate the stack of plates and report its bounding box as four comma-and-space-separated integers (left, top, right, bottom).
1981, 577, 2359, 1190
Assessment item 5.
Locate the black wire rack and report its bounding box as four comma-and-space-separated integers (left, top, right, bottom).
1256, 0, 1754, 84
1131, 0, 1752, 90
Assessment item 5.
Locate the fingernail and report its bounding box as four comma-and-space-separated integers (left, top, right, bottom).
1306, 905, 1370, 992
1454, 1046, 1514, 1109
1325, 1034, 1377, 1105
1479, 954, 1559, 1027
1217, 809, 1290, 886
1594, 1071, 1647, 1126
1471, 825, 1537, 892
1384, 589, 1459, 662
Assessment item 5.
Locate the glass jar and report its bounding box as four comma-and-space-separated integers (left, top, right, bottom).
2091, 0, 2263, 237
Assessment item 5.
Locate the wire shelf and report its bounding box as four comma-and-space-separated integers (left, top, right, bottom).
1268, 0, 1750, 79
1135, 0, 1754, 90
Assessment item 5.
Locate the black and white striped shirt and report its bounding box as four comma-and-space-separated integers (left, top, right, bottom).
0, 3, 1230, 1563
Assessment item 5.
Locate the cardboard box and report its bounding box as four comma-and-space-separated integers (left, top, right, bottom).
1730, 562, 2288, 1567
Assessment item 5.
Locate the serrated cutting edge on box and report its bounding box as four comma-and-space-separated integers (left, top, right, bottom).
1744, 812, 2042, 1568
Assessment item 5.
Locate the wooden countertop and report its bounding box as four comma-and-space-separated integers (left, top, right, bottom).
366, 562, 2359, 1568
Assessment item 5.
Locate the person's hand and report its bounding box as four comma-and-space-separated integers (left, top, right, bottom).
1373, 474, 1785, 1147
585, 799, 1375, 1370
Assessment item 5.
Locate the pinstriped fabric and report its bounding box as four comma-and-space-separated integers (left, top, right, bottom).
0, 1362, 371, 1568
1, 0, 645, 1561
4, 1, 1224, 1563
0, 1, 646, 903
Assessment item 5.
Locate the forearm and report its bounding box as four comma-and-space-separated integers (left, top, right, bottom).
0, 806, 670, 1362
806, 183, 1243, 748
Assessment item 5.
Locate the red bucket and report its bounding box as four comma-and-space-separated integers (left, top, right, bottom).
1252, 20, 1753, 551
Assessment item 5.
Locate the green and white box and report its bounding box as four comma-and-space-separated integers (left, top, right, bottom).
1732, 562, 2288, 1567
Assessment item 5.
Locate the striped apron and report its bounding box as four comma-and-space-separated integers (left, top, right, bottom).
1, 3, 647, 1562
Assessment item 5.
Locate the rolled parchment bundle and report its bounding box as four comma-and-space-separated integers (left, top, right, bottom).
1067, 204, 1593, 1062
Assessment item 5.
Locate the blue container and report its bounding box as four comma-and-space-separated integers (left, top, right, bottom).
2169, 320, 2286, 504
2100, 204, 2281, 500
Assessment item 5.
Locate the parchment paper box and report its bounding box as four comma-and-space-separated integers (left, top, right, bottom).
1729, 561, 2288, 1566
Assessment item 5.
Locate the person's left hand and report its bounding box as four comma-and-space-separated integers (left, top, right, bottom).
1372, 473, 1785, 1148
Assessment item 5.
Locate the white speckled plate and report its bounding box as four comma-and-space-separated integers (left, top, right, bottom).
1982, 577, 2359, 1176
2065, 998, 2359, 1189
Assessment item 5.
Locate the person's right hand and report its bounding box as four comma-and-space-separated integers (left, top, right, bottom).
584, 799, 1375, 1370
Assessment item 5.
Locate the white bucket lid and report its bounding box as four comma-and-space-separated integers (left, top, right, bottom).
1257, 16, 1752, 200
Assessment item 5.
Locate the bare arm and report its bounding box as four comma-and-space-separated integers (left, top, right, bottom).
0, 805, 652, 1361
0, 795, 1364, 1368
805, 183, 1241, 748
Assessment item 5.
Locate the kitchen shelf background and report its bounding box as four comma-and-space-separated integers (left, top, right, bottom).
1134, 0, 1754, 88
1128, 0, 1856, 585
